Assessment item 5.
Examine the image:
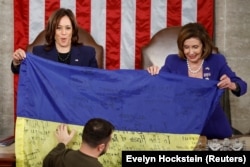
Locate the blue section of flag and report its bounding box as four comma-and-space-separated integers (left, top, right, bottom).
17, 53, 223, 134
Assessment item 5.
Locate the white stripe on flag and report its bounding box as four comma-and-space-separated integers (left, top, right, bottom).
91, 0, 107, 68
26, 0, 212, 69
151, 0, 167, 37
182, 0, 197, 25
120, 0, 136, 69
29, 0, 45, 43
60, 0, 76, 15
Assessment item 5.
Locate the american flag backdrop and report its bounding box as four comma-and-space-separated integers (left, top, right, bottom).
13, 0, 214, 115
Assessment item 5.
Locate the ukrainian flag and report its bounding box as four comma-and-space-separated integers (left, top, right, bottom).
15, 53, 222, 167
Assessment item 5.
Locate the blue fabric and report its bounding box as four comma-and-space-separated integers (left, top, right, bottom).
17, 53, 223, 134
160, 54, 247, 138
161, 54, 247, 95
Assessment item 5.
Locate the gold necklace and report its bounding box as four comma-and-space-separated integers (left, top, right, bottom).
58, 52, 70, 62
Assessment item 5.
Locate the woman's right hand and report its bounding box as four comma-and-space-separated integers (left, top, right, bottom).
147, 66, 160, 75
12, 48, 26, 66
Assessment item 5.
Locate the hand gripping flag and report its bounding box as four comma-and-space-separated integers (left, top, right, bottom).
15, 53, 223, 167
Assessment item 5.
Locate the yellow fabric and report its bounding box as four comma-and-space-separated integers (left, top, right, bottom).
15, 117, 199, 167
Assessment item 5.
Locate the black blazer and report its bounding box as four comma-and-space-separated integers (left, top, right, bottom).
11, 45, 98, 74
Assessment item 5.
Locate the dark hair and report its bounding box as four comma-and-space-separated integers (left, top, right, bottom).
177, 22, 217, 59
82, 118, 115, 148
45, 8, 80, 50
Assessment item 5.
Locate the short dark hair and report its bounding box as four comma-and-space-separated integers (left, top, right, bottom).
177, 22, 217, 59
82, 118, 115, 147
45, 8, 80, 50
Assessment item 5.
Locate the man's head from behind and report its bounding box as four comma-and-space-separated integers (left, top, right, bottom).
82, 118, 115, 156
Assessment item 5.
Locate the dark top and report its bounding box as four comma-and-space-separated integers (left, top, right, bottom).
43, 143, 103, 167
11, 45, 98, 74
160, 53, 247, 139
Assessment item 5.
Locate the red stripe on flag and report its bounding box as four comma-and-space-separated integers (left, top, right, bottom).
76, 0, 91, 32
135, 0, 151, 69
14, 0, 30, 122
14, 0, 29, 50
106, 0, 121, 69
45, 0, 60, 26
167, 0, 182, 27
13, 0, 215, 125
197, 0, 214, 38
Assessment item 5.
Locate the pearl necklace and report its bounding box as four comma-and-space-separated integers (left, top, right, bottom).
187, 59, 204, 74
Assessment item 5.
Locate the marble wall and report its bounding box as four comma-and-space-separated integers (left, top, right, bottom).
215, 0, 250, 134
0, 0, 14, 140
0, 0, 249, 140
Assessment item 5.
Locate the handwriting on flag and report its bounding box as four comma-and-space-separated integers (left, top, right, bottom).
16, 118, 201, 167
15, 53, 222, 167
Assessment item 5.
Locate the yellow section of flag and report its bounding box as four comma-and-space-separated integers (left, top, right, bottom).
15, 117, 199, 167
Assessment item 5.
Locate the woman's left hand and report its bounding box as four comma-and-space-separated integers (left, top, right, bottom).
217, 74, 237, 91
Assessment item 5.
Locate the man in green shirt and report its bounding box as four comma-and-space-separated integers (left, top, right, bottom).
43, 118, 115, 167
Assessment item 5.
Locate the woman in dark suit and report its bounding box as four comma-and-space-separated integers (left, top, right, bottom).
147, 22, 247, 139
11, 8, 98, 74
